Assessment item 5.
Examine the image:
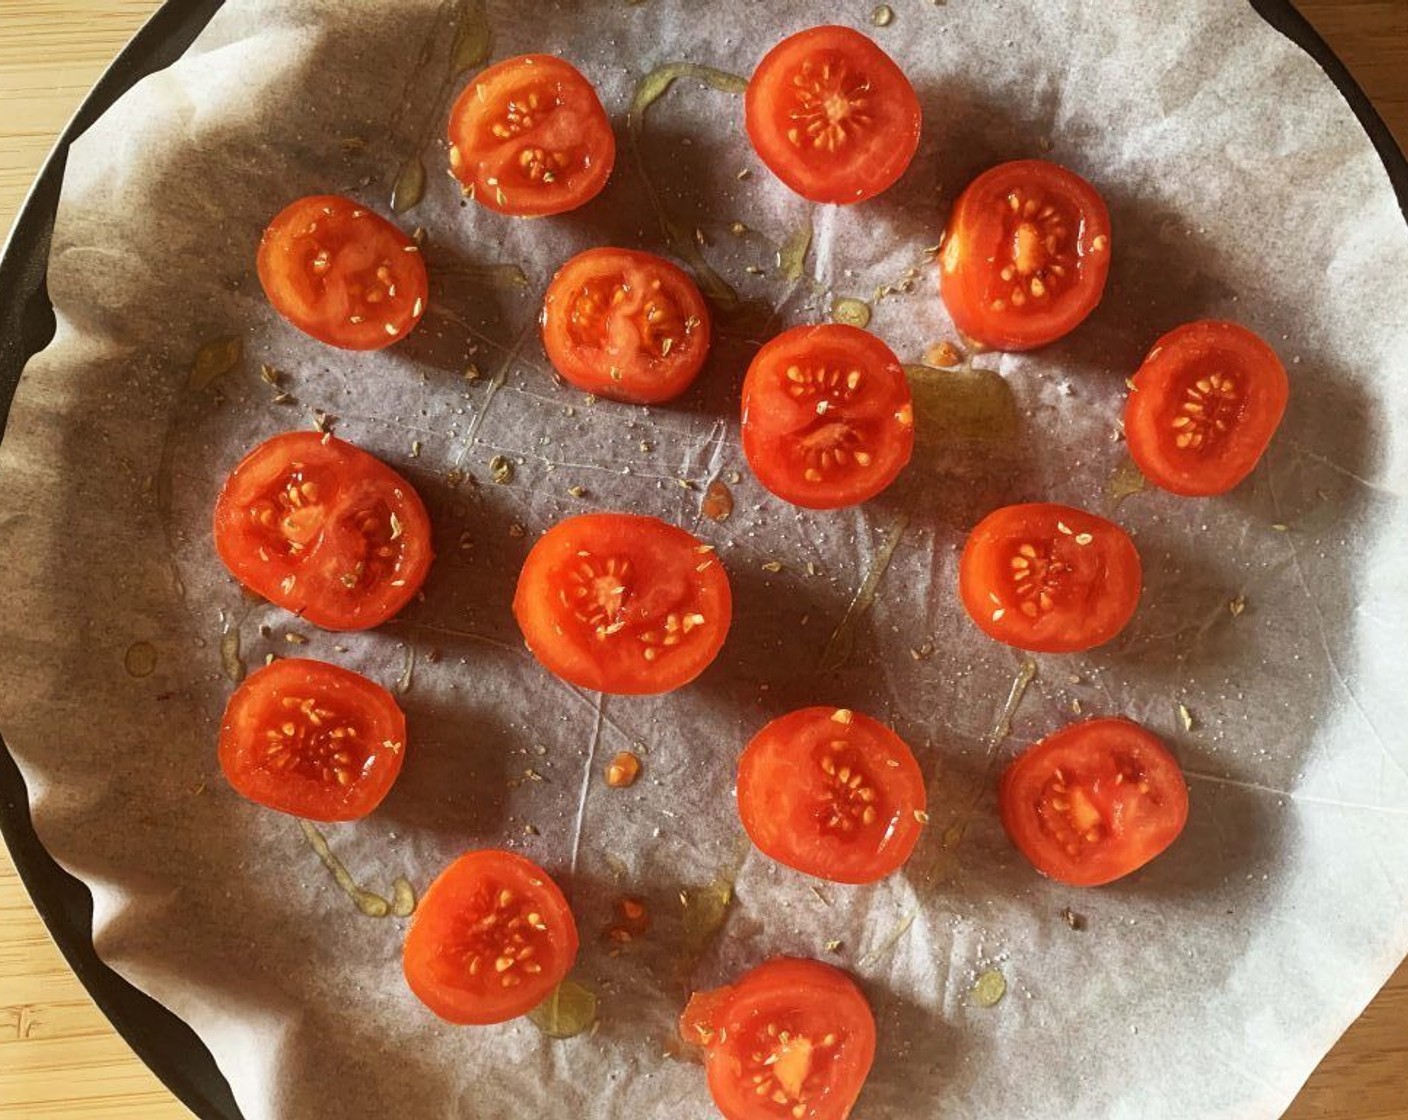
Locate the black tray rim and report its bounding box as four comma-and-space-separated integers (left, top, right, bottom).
0, 3, 1404, 1119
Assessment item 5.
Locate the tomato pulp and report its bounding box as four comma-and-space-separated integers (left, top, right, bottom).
448, 54, 615, 217
737, 707, 926, 884
681, 957, 876, 1120
959, 502, 1141, 653
213, 431, 433, 631
745, 26, 921, 204
741, 323, 914, 509
218, 658, 406, 821
404, 850, 579, 1024
541, 247, 711, 404
1125, 320, 1289, 496
1000, 717, 1189, 886
939, 160, 1111, 351
513, 513, 732, 695
257, 195, 427, 350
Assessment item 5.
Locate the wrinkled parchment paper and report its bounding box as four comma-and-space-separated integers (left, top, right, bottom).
2, 1, 1407, 1117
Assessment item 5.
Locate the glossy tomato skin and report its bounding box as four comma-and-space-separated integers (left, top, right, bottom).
257, 195, 427, 350
403, 850, 579, 1025
218, 658, 406, 822
1125, 320, 1289, 497
513, 513, 732, 695
746, 26, 921, 204
738, 707, 926, 884
1000, 717, 1189, 887
741, 324, 914, 509
448, 54, 615, 217
681, 957, 876, 1120
939, 160, 1111, 351
959, 503, 1141, 654
542, 248, 711, 404
213, 431, 433, 631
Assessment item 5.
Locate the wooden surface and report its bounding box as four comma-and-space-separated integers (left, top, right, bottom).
0, 1, 1405, 1118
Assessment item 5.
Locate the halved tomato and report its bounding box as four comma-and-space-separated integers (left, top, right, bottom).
256, 195, 427, 350
512, 513, 732, 695
541, 247, 711, 404
939, 160, 1111, 351
213, 431, 433, 631
959, 503, 1141, 653
999, 717, 1189, 887
681, 957, 876, 1120
403, 850, 578, 1025
448, 54, 615, 217
737, 707, 926, 884
1125, 320, 1289, 497
218, 658, 406, 822
745, 26, 921, 204
741, 324, 914, 509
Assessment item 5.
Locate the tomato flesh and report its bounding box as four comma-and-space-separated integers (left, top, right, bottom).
746, 26, 921, 204
959, 502, 1141, 653
542, 248, 711, 404
256, 195, 427, 350
741, 324, 914, 509
681, 957, 876, 1120
1125, 320, 1289, 496
448, 54, 615, 217
218, 658, 406, 822
939, 160, 1111, 351
213, 431, 433, 631
738, 707, 926, 884
403, 850, 578, 1025
512, 513, 732, 695
999, 717, 1189, 886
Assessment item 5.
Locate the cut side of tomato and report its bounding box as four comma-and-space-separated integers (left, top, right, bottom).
737, 707, 926, 884
959, 502, 1141, 653
939, 160, 1111, 351
256, 195, 427, 350
681, 957, 876, 1120
218, 658, 406, 822
512, 513, 732, 695
541, 247, 711, 404
213, 431, 433, 631
403, 850, 578, 1025
745, 26, 921, 204
1125, 320, 1289, 497
741, 324, 914, 509
1000, 717, 1189, 887
448, 54, 615, 217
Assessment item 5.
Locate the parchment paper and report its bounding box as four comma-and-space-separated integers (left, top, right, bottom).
2, 1, 1407, 1117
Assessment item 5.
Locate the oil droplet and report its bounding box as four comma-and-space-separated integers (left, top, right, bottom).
220, 626, 245, 683
390, 877, 417, 918
820, 513, 910, 671
396, 645, 416, 695
124, 641, 158, 678
906, 363, 1019, 444
941, 821, 966, 850
390, 154, 426, 214
1106, 460, 1148, 507
529, 980, 598, 1039
777, 217, 814, 282
830, 297, 871, 329
449, 0, 492, 75
701, 478, 734, 522
972, 968, 1007, 1008
858, 911, 916, 968
441, 261, 530, 289
872, 4, 895, 27
189, 337, 242, 391
299, 820, 399, 918
680, 875, 735, 960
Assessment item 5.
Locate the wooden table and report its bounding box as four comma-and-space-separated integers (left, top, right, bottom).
1, 2, 1405, 1117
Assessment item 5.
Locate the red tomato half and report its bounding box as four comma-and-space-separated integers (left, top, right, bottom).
448, 54, 615, 217
959, 503, 1141, 653
737, 707, 926, 884
745, 26, 921, 204
214, 431, 433, 631
681, 957, 876, 1120
256, 195, 428, 350
999, 717, 1189, 887
512, 513, 732, 695
218, 658, 406, 822
939, 160, 1111, 351
403, 850, 578, 1025
741, 324, 914, 509
1125, 320, 1289, 497
541, 248, 711, 404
